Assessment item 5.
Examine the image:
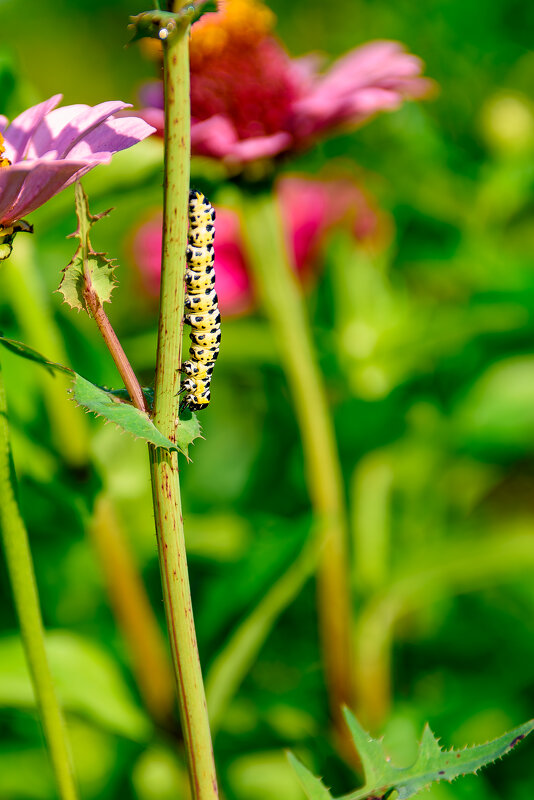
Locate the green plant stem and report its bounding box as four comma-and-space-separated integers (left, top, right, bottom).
241, 191, 354, 735
148, 20, 218, 800
0, 362, 79, 800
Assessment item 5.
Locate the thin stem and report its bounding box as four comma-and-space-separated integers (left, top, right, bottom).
0, 361, 79, 800
241, 190, 354, 737
148, 18, 219, 800
206, 536, 319, 734
83, 285, 147, 412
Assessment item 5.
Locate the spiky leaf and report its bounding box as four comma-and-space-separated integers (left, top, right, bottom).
0, 335, 200, 457
290, 708, 534, 800
58, 183, 116, 312
71, 373, 200, 457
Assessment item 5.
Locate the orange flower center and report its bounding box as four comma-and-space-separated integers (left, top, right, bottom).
0, 132, 11, 168
190, 0, 275, 69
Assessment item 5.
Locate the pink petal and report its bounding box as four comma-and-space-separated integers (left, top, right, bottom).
3, 95, 62, 162
27, 101, 132, 159
26, 104, 90, 158
227, 131, 292, 162
128, 108, 165, 137
1, 159, 104, 224
66, 115, 156, 159
58, 101, 132, 157
191, 115, 240, 158
0, 163, 35, 223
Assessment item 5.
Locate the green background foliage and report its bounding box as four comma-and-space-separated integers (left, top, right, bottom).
1, 0, 534, 798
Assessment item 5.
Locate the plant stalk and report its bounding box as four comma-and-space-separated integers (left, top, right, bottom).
83, 286, 147, 412
0, 361, 79, 800
148, 20, 219, 800
241, 191, 354, 737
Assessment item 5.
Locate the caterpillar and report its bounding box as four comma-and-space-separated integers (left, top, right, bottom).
180, 190, 220, 412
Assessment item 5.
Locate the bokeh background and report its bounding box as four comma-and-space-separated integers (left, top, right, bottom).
1, 0, 534, 798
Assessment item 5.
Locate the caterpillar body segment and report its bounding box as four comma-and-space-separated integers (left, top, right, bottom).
185, 267, 215, 293
181, 376, 211, 396
180, 189, 220, 413
188, 343, 220, 363
181, 360, 214, 379
189, 328, 221, 347
188, 223, 215, 248
184, 307, 221, 331
185, 388, 211, 412
184, 287, 219, 314
186, 243, 215, 270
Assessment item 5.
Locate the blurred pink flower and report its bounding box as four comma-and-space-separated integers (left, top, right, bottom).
137, 0, 432, 168
0, 95, 155, 227
130, 175, 389, 316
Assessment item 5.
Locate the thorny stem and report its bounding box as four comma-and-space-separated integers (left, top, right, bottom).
241, 191, 355, 745
148, 15, 219, 800
83, 284, 147, 412
0, 362, 79, 800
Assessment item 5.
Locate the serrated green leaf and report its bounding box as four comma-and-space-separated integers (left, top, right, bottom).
59, 251, 117, 311
287, 753, 332, 800
71, 372, 200, 456
289, 709, 534, 800
0, 335, 201, 457
58, 182, 116, 312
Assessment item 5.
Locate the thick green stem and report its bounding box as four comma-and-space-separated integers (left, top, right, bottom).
0, 362, 79, 800
241, 191, 354, 735
148, 21, 218, 800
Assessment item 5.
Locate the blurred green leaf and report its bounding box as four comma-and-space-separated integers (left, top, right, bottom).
132, 746, 188, 800
228, 750, 305, 800
454, 357, 534, 456
290, 710, 534, 799
0, 746, 54, 799
0, 632, 152, 741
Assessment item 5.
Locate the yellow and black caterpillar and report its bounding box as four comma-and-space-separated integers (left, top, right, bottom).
180, 190, 220, 412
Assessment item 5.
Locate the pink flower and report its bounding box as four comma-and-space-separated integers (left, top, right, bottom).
138, 0, 432, 168
130, 175, 389, 316
0, 95, 155, 228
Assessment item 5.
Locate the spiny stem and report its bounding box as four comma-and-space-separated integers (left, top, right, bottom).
83, 283, 147, 412
148, 16, 219, 800
241, 191, 355, 742
0, 361, 79, 800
